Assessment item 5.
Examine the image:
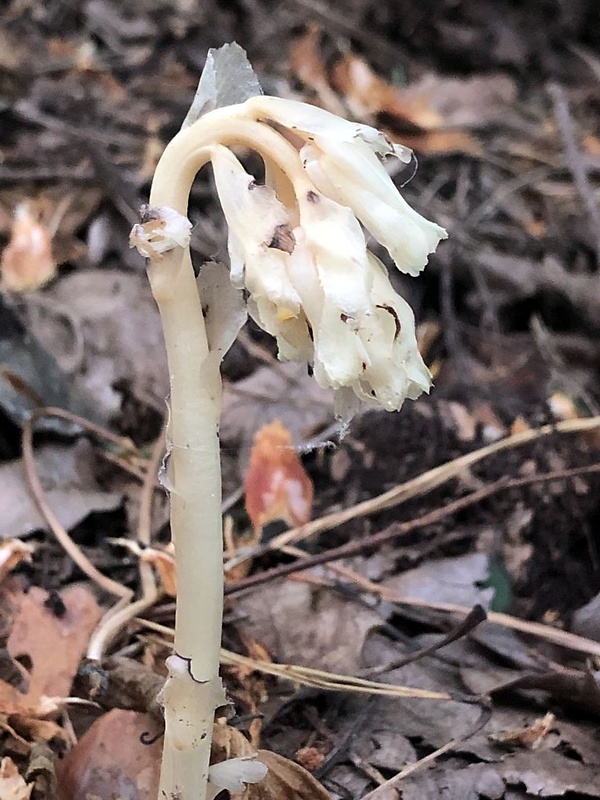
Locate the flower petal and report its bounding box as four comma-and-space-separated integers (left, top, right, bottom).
244, 96, 412, 162
210, 145, 303, 316
302, 139, 447, 276
313, 300, 370, 387
357, 255, 431, 409
297, 189, 372, 315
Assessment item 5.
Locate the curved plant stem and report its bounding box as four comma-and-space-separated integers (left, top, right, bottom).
145, 106, 317, 800
147, 246, 222, 800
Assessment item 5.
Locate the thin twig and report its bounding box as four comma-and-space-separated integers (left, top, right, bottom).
360, 705, 491, 800
224, 415, 600, 572
292, 562, 600, 660
87, 595, 158, 661
88, 428, 165, 659
225, 460, 600, 596
22, 410, 132, 599
25, 406, 137, 450
136, 617, 452, 700
137, 428, 165, 594
97, 448, 151, 482
548, 82, 600, 265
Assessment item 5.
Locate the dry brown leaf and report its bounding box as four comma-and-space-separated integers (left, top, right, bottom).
212, 721, 256, 762
548, 392, 579, 421
510, 416, 531, 435
0, 583, 102, 750
492, 712, 556, 750
140, 546, 177, 597
0, 440, 122, 540
289, 25, 347, 117
20, 269, 168, 421
0, 541, 34, 584
0, 757, 33, 800
238, 580, 381, 673
250, 750, 330, 800
295, 747, 325, 773
396, 129, 483, 156
333, 56, 516, 132
56, 709, 162, 800
0, 202, 56, 292
221, 635, 271, 747
211, 726, 329, 799
383, 553, 494, 610
328, 53, 517, 156
288, 32, 484, 155
7, 585, 102, 701
333, 53, 442, 128
244, 420, 314, 535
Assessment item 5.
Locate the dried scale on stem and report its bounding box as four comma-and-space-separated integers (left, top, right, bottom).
129, 44, 446, 800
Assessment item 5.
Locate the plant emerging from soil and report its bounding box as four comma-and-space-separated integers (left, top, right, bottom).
130, 43, 446, 800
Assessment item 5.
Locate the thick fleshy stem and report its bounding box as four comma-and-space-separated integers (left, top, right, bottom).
146, 108, 306, 800
147, 241, 222, 800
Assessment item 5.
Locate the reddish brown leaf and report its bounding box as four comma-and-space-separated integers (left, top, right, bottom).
250, 750, 331, 800
0, 202, 55, 292
56, 709, 162, 800
244, 420, 314, 534
7, 585, 102, 701
140, 545, 177, 598
0, 542, 34, 585
0, 757, 33, 800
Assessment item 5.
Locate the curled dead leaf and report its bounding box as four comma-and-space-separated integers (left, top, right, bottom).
140, 546, 177, 597
249, 750, 331, 800
0, 541, 34, 584
492, 712, 556, 750
244, 420, 314, 535
0, 757, 33, 800
295, 747, 325, 773
212, 721, 256, 762
1, 202, 56, 292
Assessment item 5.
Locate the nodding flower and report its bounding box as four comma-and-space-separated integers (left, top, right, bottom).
131, 95, 447, 419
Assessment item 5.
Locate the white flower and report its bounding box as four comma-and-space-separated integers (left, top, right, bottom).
133, 92, 447, 418
210, 145, 310, 358
242, 96, 447, 276
208, 132, 437, 416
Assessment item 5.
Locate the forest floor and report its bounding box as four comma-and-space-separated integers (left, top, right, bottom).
1, 1, 600, 798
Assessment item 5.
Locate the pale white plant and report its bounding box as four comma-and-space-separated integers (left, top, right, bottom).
130, 43, 446, 800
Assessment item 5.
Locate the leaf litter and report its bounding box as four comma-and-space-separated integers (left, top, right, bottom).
1, 1, 600, 798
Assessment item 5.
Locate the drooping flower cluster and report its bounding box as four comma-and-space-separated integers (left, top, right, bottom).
131, 95, 447, 418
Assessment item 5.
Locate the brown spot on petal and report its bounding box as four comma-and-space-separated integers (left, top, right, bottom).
377, 303, 402, 339
306, 190, 319, 203
269, 224, 296, 254
340, 313, 349, 323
